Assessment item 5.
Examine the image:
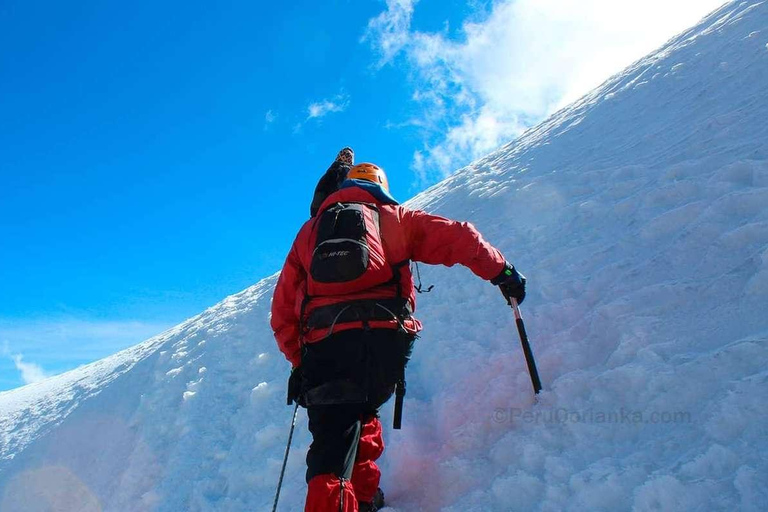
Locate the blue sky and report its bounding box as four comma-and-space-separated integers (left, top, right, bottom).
0, 0, 725, 390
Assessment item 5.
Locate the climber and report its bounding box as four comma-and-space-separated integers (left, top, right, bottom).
271, 152, 526, 512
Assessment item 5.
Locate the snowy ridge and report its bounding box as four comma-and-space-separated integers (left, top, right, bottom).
0, 331, 164, 463
2, 1, 768, 510
0, 277, 281, 511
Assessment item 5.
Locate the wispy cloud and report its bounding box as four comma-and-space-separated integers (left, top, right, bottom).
264, 109, 277, 130
1, 341, 49, 385
0, 318, 171, 389
307, 92, 350, 120
364, 0, 726, 184
362, 0, 416, 68
10, 354, 48, 384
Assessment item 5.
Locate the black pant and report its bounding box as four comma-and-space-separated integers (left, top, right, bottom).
301, 329, 414, 482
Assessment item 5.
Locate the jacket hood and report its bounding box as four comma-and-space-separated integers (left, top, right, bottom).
339, 179, 399, 205
316, 181, 399, 214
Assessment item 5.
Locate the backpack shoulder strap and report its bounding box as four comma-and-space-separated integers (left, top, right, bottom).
388, 259, 410, 298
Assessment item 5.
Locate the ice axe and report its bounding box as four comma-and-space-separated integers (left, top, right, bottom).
508, 297, 542, 395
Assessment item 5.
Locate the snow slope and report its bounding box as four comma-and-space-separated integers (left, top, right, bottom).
2, 1, 768, 510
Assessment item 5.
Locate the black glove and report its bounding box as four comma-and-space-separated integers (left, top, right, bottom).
491, 262, 526, 305
287, 366, 303, 406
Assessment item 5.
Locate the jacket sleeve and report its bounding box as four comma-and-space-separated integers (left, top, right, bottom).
310, 161, 350, 217
271, 242, 306, 367
403, 209, 506, 280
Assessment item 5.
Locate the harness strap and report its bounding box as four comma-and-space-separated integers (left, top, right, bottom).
305, 298, 413, 333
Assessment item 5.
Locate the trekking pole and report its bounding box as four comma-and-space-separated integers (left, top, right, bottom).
272, 402, 299, 512
509, 298, 542, 395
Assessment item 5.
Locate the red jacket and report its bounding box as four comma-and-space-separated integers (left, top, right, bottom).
271, 185, 506, 367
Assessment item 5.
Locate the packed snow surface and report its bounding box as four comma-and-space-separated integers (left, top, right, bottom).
2, 1, 768, 510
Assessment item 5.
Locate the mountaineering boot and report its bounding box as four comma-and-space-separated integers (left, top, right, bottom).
358, 487, 385, 512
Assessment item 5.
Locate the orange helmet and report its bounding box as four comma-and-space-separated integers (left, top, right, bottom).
347, 163, 389, 192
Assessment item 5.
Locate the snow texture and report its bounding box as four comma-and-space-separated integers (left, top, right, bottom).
2, 1, 768, 510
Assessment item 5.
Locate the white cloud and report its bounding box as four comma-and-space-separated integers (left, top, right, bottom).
365, 0, 727, 183
362, 0, 417, 67
292, 92, 351, 133
10, 354, 48, 384
264, 109, 277, 130
307, 92, 350, 120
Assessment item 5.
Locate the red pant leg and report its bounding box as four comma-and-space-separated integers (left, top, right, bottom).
351, 415, 384, 503
306, 474, 358, 512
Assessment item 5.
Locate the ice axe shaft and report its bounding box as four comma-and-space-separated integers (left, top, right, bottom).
509, 298, 542, 395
